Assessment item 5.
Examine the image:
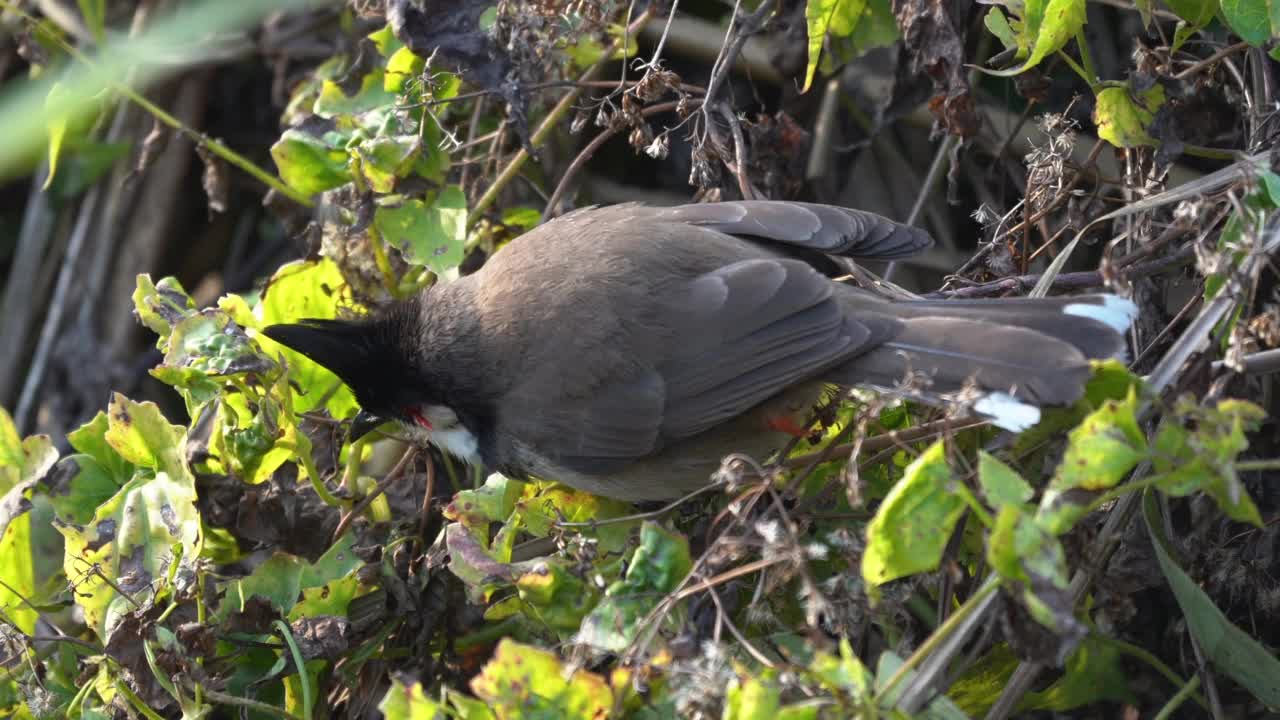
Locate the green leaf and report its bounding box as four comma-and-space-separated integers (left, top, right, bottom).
384, 48, 425, 94
1094, 83, 1166, 148
578, 522, 691, 652
1143, 491, 1280, 707
270, 128, 352, 196
1152, 397, 1265, 525
374, 186, 468, 273
1052, 388, 1145, 492
315, 69, 397, 118
55, 467, 200, 641
380, 678, 448, 720
0, 408, 22, 479
1164, 0, 1216, 28
43, 82, 72, 191
254, 259, 359, 417
982, 0, 1087, 75
45, 455, 124, 524
1220, 0, 1272, 45
514, 557, 602, 633
566, 23, 639, 68
445, 474, 528, 528
984, 8, 1019, 50
977, 451, 1034, 508
862, 440, 966, 587
470, 639, 613, 719
356, 135, 421, 193
808, 639, 875, 709
986, 507, 1081, 644
501, 206, 542, 231
0, 417, 58, 634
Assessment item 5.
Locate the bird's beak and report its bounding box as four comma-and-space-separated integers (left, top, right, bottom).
347, 410, 387, 443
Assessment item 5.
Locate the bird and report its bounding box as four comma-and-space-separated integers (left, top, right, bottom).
263, 201, 1136, 501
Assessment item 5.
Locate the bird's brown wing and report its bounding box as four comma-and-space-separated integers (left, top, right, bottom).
653, 201, 933, 260
497, 258, 893, 476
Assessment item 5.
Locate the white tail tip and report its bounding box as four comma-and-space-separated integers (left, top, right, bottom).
974, 392, 1042, 432
1063, 295, 1138, 334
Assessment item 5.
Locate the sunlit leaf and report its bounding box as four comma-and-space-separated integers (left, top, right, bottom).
104, 393, 188, 481
374, 186, 468, 274
470, 639, 613, 719
253, 259, 359, 418
981, 0, 1087, 75
977, 451, 1034, 509
270, 128, 352, 196
1052, 388, 1146, 492
1094, 83, 1166, 148
515, 557, 602, 633
862, 440, 965, 587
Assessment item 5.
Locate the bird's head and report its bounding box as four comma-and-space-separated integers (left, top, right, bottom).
261, 315, 461, 446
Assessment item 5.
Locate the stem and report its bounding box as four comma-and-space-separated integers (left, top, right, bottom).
275, 620, 313, 720
1075, 30, 1098, 85
1082, 472, 1170, 516
1154, 675, 1202, 720
115, 680, 166, 720
1182, 144, 1240, 161
1057, 48, 1094, 87
1105, 636, 1210, 711
1235, 458, 1280, 472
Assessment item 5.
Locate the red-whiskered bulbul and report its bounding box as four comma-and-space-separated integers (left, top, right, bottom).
263, 202, 1135, 500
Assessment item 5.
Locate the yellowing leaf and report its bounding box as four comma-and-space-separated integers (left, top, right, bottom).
470, 639, 613, 719
862, 440, 966, 587
1095, 83, 1166, 148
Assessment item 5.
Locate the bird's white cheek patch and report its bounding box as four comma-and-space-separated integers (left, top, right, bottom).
432, 426, 482, 465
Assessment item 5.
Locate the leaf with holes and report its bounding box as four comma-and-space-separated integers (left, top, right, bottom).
374, 187, 468, 274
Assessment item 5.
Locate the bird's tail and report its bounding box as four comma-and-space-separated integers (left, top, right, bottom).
822, 292, 1137, 430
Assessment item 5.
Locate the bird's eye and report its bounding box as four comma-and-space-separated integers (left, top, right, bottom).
403, 407, 432, 430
